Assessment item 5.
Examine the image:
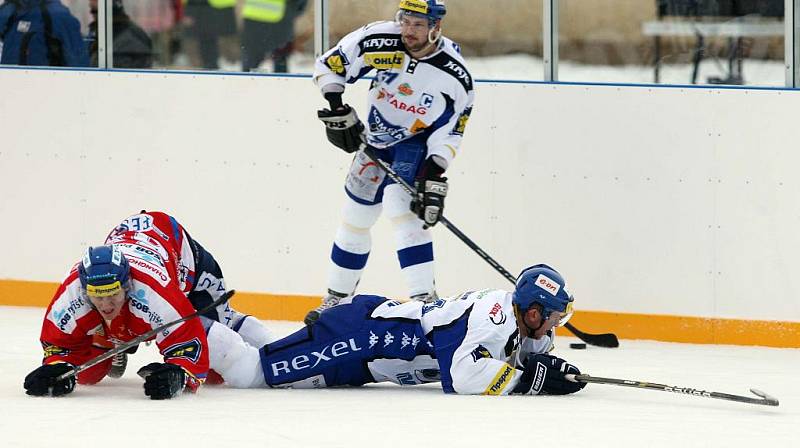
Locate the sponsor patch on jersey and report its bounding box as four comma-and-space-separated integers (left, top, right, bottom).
269, 337, 364, 378
359, 35, 401, 53
451, 106, 471, 136
130, 289, 166, 328
397, 83, 414, 96
488, 302, 507, 325
426, 53, 473, 92
50, 295, 89, 333
127, 257, 170, 287
364, 52, 404, 69
536, 274, 561, 296
485, 364, 514, 395
325, 50, 348, 75
410, 119, 427, 134
367, 107, 410, 145
471, 345, 492, 362
163, 338, 202, 363
421, 298, 446, 316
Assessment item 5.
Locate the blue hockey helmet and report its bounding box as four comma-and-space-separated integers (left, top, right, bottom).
512, 264, 574, 326
397, 0, 446, 26
78, 245, 131, 298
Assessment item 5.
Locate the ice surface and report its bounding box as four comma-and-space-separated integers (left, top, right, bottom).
1, 306, 796, 448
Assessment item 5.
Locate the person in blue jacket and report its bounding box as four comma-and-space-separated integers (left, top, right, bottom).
0, 0, 89, 67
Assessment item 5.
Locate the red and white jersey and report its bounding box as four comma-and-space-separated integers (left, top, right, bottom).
104, 211, 197, 295
40, 224, 209, 389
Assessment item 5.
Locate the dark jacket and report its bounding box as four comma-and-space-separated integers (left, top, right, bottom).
0, 0, 89, 67
87, 3, 153, 69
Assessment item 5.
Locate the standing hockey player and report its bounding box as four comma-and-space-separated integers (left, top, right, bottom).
206, 264, 587, 396
23, 211, 273, 399
307, 0, 475, 324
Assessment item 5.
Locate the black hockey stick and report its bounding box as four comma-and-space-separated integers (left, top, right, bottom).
360, 145, 619, 347
56, 290, 235, 381
566, 373, 779, 406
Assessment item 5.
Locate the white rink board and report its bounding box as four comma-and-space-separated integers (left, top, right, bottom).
0, 306, 797, 448
0, 68, 798, 321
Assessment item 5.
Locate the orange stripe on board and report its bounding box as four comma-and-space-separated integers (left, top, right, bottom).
1, 279, 797, 347
556, 311, 800, 348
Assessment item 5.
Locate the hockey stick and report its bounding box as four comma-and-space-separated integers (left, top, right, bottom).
56, 290, 235, 381
566, 373, 779, 406
360, 145, 619, 347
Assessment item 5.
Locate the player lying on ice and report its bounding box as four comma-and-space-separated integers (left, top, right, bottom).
23, 211, 273, 399
207, 264, 587, 395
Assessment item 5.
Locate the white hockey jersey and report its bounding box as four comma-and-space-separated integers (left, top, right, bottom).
314, 20, 475, 169
371, 289, 554, 395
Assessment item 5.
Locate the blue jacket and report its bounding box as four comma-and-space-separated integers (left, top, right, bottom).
0, 0, 89, 67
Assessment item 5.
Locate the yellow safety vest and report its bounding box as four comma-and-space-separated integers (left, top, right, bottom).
243, 0, 287, 23
209, 0, 236, 8
182, 0, 237, 9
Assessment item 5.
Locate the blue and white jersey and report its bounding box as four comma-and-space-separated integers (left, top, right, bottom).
314, 20, 474, 169
256, 291, 553, 394
373, 289, 553, 395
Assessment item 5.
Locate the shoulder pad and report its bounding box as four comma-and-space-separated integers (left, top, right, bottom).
358, 33, 403, 56
423, 52, 473, 93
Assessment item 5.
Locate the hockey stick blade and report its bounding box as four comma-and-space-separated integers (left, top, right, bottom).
567, 374, 779, 407
56, 290, 236, 381
358, 145, 620, 348
563, 322, 619, 348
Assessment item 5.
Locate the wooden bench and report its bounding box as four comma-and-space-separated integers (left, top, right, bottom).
643, 0, 784, 84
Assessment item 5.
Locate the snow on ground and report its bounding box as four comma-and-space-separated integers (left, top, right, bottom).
275, 52, 787, 87
0, 306, 797, 448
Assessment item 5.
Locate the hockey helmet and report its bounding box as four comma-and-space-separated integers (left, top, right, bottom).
78, 245, 131, 298
512, 264, 574, 327
397, 0, 446, 26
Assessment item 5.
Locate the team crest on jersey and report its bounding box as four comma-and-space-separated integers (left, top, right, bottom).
42, 343, 70, 358
325, 50, 348, 75
365, 52, 404, 69
471, 345, 492, 362
163, 338, 202, 363
451, 106, 472, 136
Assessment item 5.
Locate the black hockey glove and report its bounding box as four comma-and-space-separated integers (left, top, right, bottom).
511, 353, 586, 395
137, 362, 186, 400
317, 92, 365, 154
410, 157, 448, 227
24, 363, 76, 397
